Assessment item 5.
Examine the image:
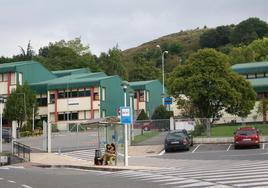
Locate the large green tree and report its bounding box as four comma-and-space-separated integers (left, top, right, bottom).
167, 49, 256, 120
4, 83, 38, 128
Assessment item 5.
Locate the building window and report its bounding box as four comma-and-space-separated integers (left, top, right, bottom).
94, 92, 99, 100
50, 94, 55, 104
70, 89, 78, 98
247, 74, 256, 79
101, 87, 106, 101
3, 74, 8, 81
102, 110, 106, 118
256, 73, 265, 78
58, 91, 65, 99
18, 73, 23, 85
146, 91, 150, 102
37, 98, 48, 106
139, 91, 145, 102
58, 112, 79, 121
11, 73, 16, 85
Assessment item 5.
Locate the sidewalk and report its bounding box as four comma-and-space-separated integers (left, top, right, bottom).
28, 145, 165, 171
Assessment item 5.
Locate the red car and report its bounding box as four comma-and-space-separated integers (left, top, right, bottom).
234, 127, 260, 149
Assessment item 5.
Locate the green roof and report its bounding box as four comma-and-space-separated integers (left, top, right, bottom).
30, 73, 116, 93
248, 78, 268, 93
52, 68, 90, 77
232, 62, 268, 74
0, 60, 36, 73
129, 80, 161, 90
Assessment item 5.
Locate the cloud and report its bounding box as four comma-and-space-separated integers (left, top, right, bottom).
0, 0, 267, 57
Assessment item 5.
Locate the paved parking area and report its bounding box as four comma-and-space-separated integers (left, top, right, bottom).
190, 143, 268, 153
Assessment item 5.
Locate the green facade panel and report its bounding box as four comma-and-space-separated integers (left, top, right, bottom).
100, 76, 125, 117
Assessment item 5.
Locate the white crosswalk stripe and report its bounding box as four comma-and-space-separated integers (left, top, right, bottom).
104, 159, 268, 188
60, 148, 105, 161
0, 166, 24, 170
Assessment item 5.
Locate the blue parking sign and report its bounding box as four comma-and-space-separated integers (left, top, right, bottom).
120, 106, 132, 124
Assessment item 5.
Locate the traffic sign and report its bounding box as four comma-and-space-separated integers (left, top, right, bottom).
164, 97, 172, 105
120, 106, 132, 124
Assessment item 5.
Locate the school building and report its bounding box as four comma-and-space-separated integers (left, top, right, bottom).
0, 60, 163, 130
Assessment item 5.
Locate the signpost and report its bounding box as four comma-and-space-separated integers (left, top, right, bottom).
120, 106, 132, 166
120, 106, 132, 124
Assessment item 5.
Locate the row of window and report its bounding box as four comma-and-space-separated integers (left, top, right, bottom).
58, 112, 79, 121
245, 73, 268, 79
134, 90, 150, 102
0, 73, 22, 85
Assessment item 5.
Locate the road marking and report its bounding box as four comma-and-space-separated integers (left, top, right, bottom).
158, 150, 165, 155
21, 184, 33, 188
263, 143, 265, 150
8, 180, 16, 183
8, 166, 24, 169
164, 179, 199, 185
192, 144, 201, 153
226, 144, 232, 151
0, 178, 3, 180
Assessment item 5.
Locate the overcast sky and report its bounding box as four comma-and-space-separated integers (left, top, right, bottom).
0, 0, 267, 57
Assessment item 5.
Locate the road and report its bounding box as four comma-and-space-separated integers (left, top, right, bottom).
0, 166, 165, 188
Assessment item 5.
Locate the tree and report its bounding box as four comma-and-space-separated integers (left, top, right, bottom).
37, 41, 98, 71
231, 17, 268, 45
151, 105, 173, 120
257, 98, 268, 123
136, 109, 149, 120
248, 37, 268, 61
53, 37, 90, 55
229, 46, 255, 64
98, 46, 128, 79
4, 83, 37, 128
167, 48, 256, 120
200, 26, 232, 48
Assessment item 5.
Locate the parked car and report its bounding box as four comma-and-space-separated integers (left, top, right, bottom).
234, 127, 260, 149
181, 129, 193, 146
2, 128, 12, 143
165, 130, 191, 152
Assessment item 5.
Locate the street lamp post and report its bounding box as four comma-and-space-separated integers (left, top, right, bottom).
156, 45, 168, 105
129, 90, 134, 142
0, 96, 4, 153
121, 81, 129, 166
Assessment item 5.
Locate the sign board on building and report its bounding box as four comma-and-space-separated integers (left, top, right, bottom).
68, 98, 79, 105
164, 97, 172, 105
120, 106, 132, 124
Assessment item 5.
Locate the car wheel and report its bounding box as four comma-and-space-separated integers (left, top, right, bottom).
165, 148, 170, 153
234, 145, 238, 149
256, 144, 260, 149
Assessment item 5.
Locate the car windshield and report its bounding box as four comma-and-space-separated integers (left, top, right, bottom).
167, 132, 185, 140
236, 129, 257, 136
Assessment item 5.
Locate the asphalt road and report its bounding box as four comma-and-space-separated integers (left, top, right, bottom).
0, 166, 165, 188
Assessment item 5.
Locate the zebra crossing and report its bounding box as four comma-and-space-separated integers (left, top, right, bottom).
60, 148, 105, 161
104, 160, 268, 188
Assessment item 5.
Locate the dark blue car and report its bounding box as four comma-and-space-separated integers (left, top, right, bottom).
165, 130, 192, 152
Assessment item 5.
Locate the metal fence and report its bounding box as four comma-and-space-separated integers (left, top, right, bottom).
13, 141, 31, 162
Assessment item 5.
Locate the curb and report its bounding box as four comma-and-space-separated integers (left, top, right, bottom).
33, 164, 129, 171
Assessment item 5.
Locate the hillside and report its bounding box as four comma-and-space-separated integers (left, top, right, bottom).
123, 28, 208, 62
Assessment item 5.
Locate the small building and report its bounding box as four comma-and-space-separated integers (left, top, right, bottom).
218, 61, 268, 123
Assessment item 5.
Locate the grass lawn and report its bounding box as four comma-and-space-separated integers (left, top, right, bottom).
211, 124, 268, 137
132, 131, 160, 145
